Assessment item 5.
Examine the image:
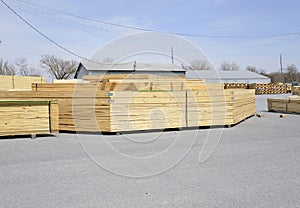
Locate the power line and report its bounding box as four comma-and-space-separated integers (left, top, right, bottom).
0, 0, 109, 64
10, 0, 125, 36
10, 0, 300, 39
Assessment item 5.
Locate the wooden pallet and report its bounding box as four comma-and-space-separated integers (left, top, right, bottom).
268, 96, 300, 114
0, 100, 59, 137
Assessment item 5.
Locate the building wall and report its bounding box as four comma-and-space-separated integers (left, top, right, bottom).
75, 66, 89, 79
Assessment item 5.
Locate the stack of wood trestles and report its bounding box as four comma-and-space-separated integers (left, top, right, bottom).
223, 83, 289, 95
249, 83, 287, 94
268, 96, 300, 114
0, 74, 256, 133
0, 100, 58, 136
0, 75, 45, 91
224, 83, 248, 89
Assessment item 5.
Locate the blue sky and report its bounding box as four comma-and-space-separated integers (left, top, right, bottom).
0, 0, 300, 73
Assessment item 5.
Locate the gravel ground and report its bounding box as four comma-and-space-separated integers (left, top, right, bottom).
0, 94, 299, 208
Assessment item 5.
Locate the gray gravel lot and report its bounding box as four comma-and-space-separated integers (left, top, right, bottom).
0, 94, 299, 208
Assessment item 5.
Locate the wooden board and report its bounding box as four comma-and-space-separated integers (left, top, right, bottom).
0, 100, 58, 136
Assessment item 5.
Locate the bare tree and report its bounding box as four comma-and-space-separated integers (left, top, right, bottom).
220, 61, 240, 71
188, 59, 213, 70
28, 67, 43, 77
181, 63, 189, 70
286, 64, 298, 82
0, 59, 16, 75
40, 54, 77, 79
259, 69, 268, 76
15, 57, 43, 77
246, 66, 259, 73
15, 57, 29, 76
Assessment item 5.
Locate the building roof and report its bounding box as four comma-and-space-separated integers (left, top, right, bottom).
78, 60, 185, 72
186, 69, 270, 80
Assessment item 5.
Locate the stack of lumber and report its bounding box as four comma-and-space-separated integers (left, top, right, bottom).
224, 83, 249, 89
187, 84, 228, 127
188, 88, 255, 127
0, 75, 256, 133
0, 90, 110, 132
0, 100, 58, 136
29, 81, 210, 131
292, 86, 300, 95
0, 76, 13, 90
268, 96, 300, 114
0, 75, 45, 91
229, 89, 256, 124
249, 83, 287, 94
108, 91, 186, 131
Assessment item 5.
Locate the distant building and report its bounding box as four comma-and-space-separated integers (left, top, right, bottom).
74, 60, 185, 79
186, 70, 271, 84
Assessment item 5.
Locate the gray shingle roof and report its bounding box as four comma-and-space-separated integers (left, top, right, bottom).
186, 69, 270, 80
79, 60, 185, 72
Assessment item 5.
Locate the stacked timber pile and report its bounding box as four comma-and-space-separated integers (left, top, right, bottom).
108, 91, 186, 131
0, 75, 45, 91
268, 96, 300, 114
0, 90, 106, 132
229, 89, 256, 124
224, 83, 249, 89
249, 83, 287, 94
292, 86, 300, 95
0, 74, 256, 133
0, 100, 58, 137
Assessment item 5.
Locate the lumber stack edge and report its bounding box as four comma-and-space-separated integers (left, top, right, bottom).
268, 96, 300, 114
0, 100, 59, 137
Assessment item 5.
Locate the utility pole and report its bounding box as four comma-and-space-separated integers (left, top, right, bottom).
171, 46, 174, 64
133, 61, 136, 72
280, 54, 283, 83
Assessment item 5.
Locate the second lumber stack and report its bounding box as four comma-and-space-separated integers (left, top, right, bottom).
0, 75, 256, 132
